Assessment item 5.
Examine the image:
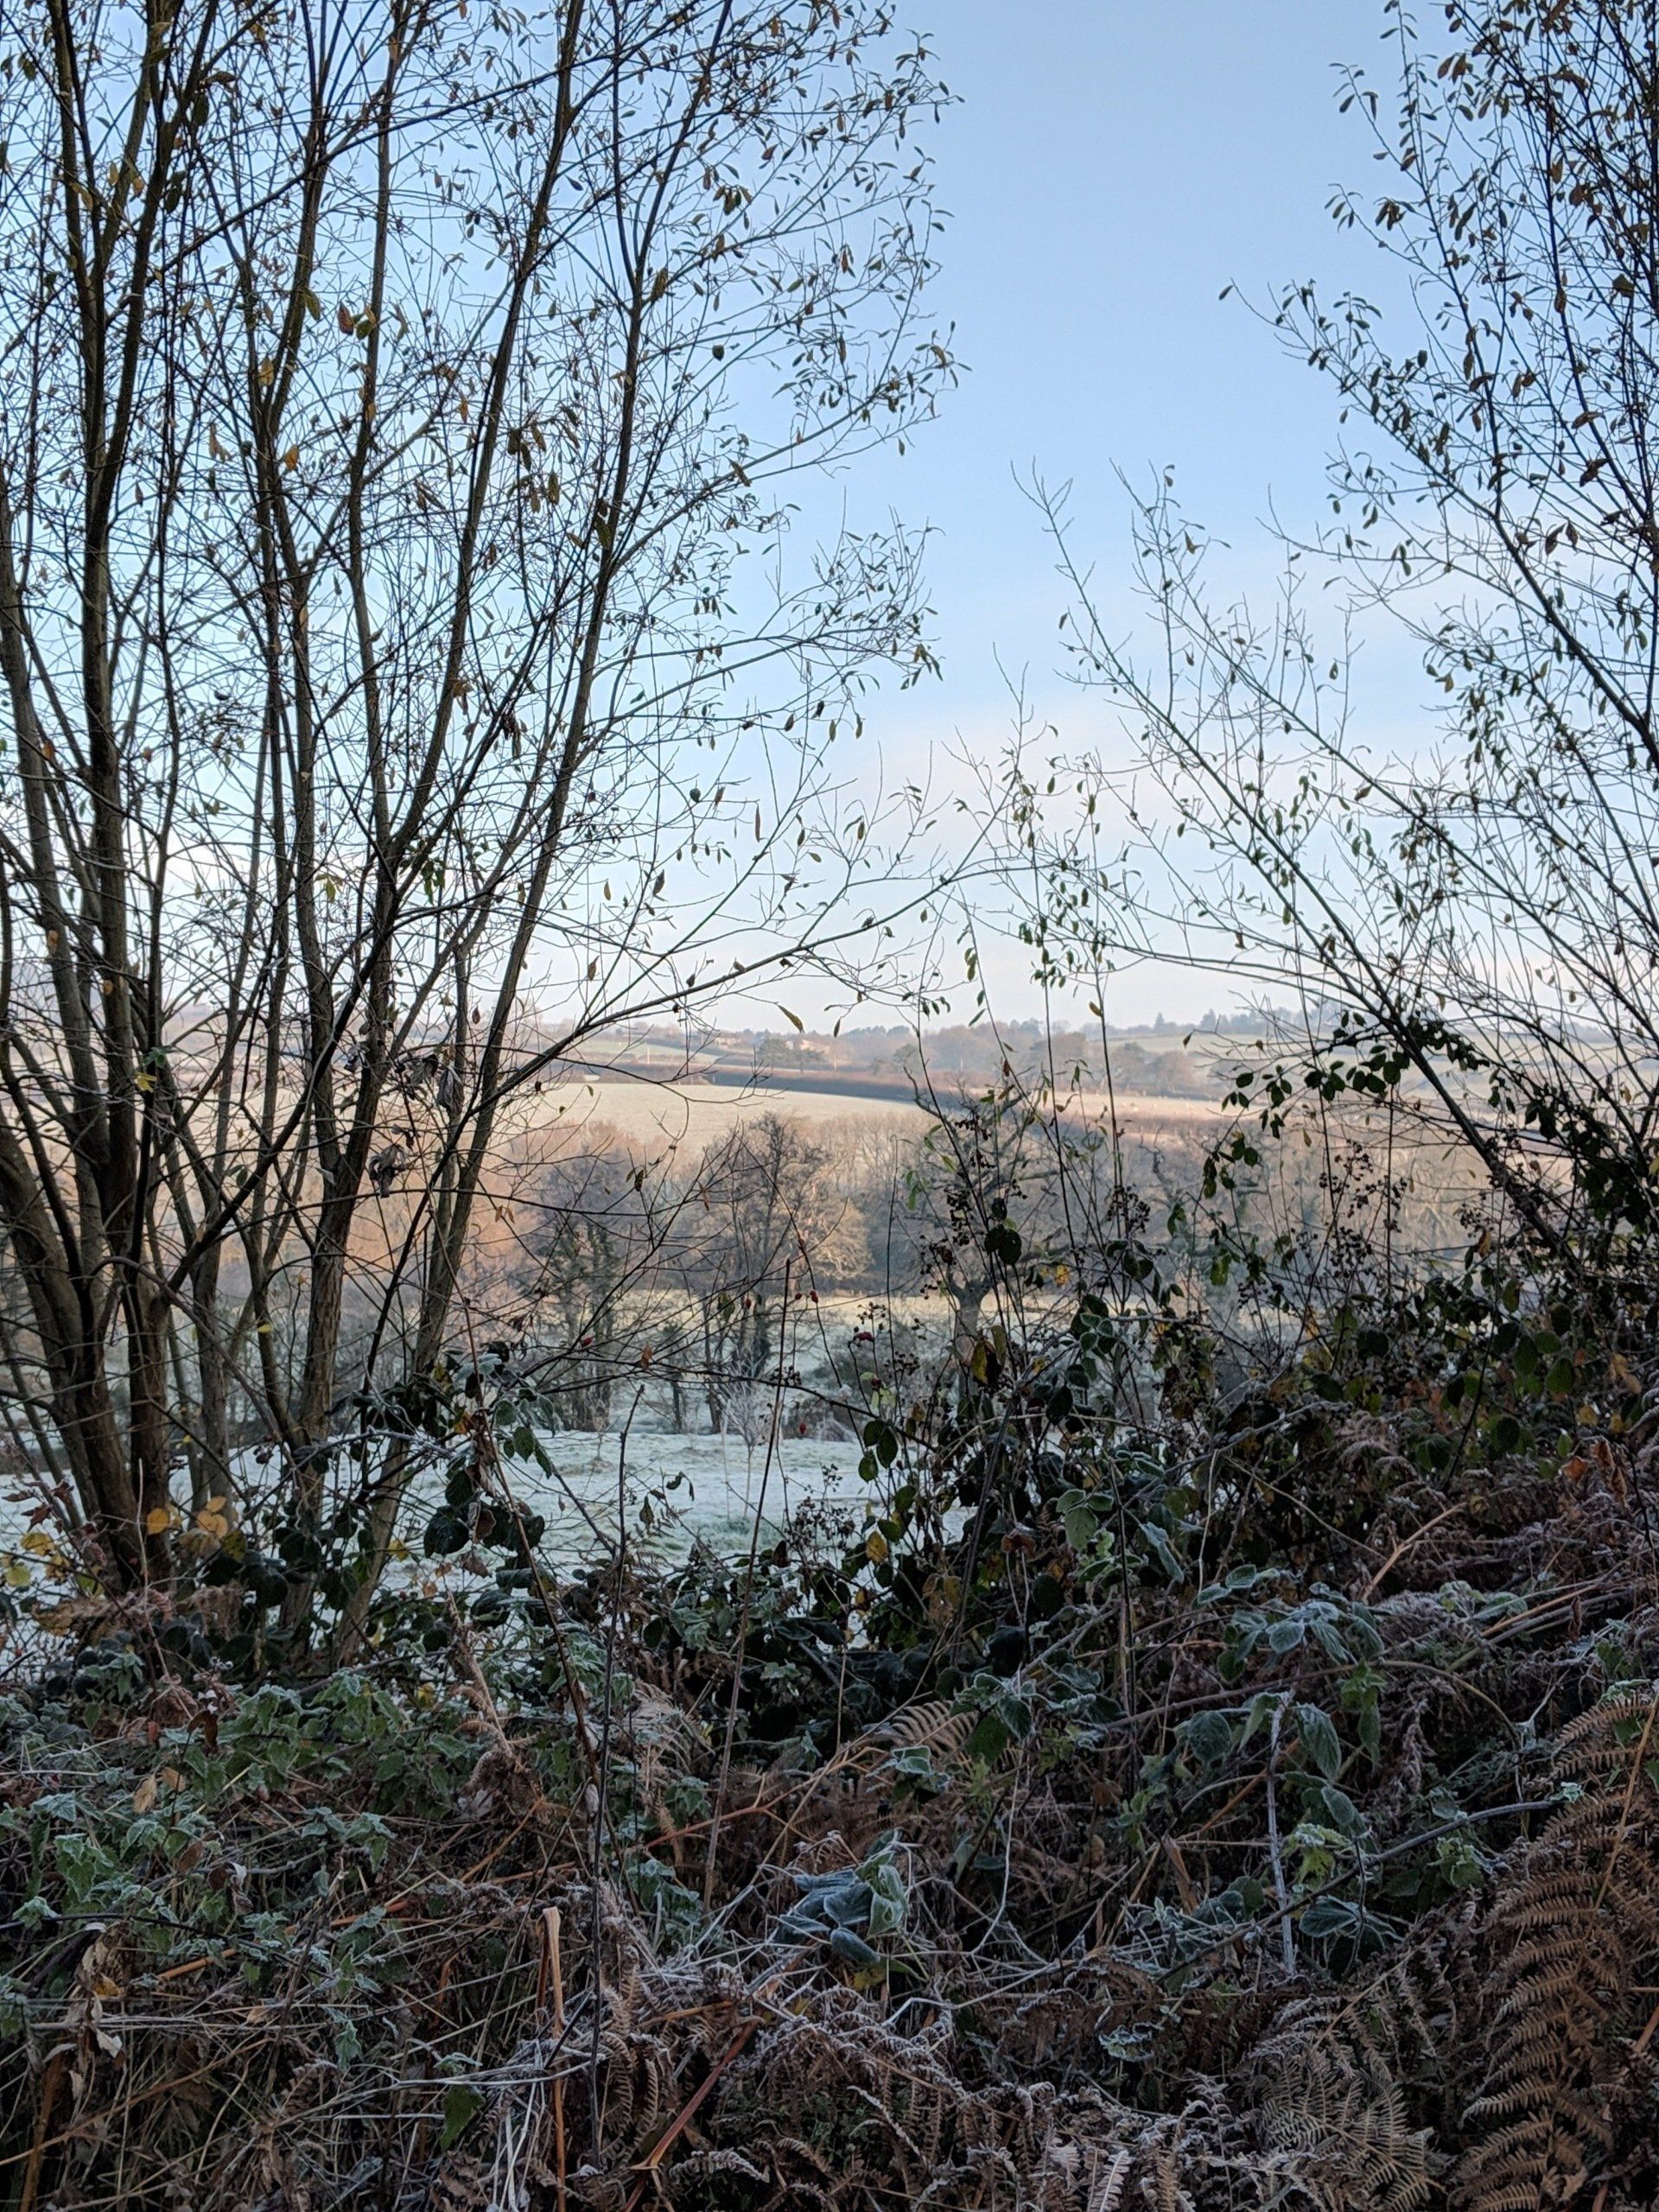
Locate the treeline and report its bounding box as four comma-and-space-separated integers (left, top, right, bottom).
625, 1018, 1249, 1098
466, 1088, 1464, 1441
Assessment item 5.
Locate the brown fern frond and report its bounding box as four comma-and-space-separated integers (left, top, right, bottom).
1245, 2000, 1433, 2210
874, 1696, 976, 1763
1452, 1693, 1659, 2211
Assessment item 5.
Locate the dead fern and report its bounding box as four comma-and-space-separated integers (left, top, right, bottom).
870, 1695, 977, 1770
1247, 2000, 1434, 2209
1453, 1691, 1659, 2212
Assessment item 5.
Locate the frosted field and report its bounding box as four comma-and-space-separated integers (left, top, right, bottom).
0, 1429, 876, 1589
503, 1426, 873, 1562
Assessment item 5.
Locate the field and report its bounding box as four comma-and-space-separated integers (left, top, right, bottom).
521, 1072, 1224, 1154
524, 1077, 925, 1152
511, 1426, 869, 1560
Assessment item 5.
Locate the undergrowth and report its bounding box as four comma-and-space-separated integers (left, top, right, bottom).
5, 1094, 1659, 2211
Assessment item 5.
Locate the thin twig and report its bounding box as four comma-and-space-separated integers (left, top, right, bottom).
1266, 1693, 1296, 1980
704, 1258, 790, 1908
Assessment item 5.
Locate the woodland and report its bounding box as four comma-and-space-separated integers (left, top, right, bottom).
5, 3, 1659, 2209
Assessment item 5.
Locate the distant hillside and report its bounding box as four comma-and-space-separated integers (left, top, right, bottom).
563, 1017, 1263, 1103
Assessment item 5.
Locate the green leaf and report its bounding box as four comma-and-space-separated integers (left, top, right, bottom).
1320, 1783, 1364, 1836
861, 1859, 908, 1936
1300, 1896, 1389, 1946
1061, 1488, 1104, 1557
828, 1927, 880, 1967
1179, 1709, 1235, 1770
1436, 1832, 1485, 1890
1488, 1412, 1522, 1455
819, 1878, 872, 1928
440, 2082, 483, 2150
1295, 1703, 1343, 1781
1357, 1700, 1382, 1762
423, 1506, 468, 1557
1138, 1519, 1185, 1583
965, 1711, 1011, 1766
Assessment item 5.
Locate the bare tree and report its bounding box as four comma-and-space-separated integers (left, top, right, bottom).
0, 0, 957, 1608
676, 1110, 858, 1435
1029, 0, 1659, 1291
529, 1137, 652, 1433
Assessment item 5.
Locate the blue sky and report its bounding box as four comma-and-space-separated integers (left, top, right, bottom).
910, 0, 1384, 673
842, 0, 1409, 1026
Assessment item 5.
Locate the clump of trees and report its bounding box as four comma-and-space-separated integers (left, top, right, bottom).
0, 0, 956, 1610
493, 1092, 1223, 1453
520, 1109, 874, 1441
